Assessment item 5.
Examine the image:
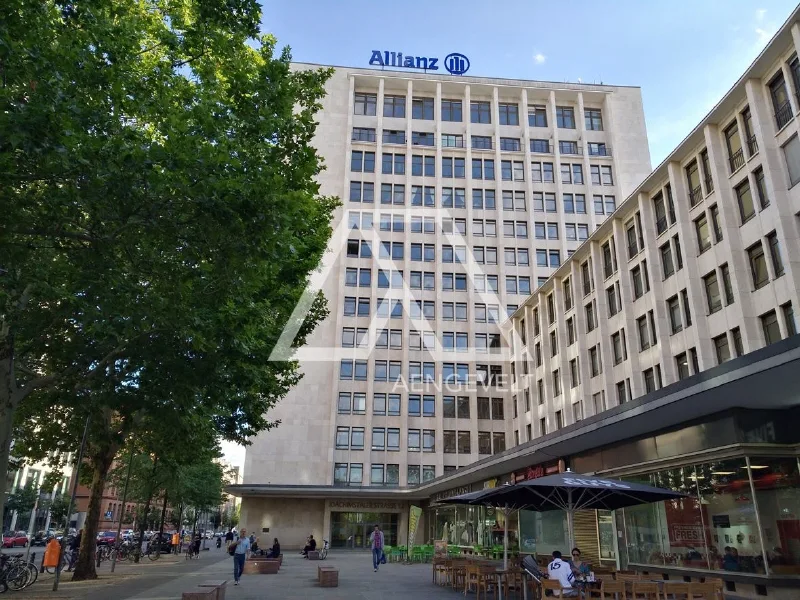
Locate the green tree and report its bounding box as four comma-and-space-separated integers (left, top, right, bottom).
4, 482, 38, 521
45, 493, 71, 528
0, 0, 335, 526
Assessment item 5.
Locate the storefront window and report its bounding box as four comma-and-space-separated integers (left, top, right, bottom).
426, 504, 496, 548
518, 510, 566, 555
597, 510, 617, 562
751, 457, 800, 575
622, 458, 767, 574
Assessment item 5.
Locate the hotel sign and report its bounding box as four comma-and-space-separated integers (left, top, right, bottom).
369, 51, 470, 75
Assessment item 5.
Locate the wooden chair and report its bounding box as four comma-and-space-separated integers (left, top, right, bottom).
432, 558, 449, 585
542, 578, 578, 597
688, 583, 717, 600
502, 568, 525, 599
451, 560, 468, 590
662, 582, 690, 599
588, 580, 627, 599
631, 581, 659, 599
526, 577, 543, 600
615, 573, 641, 583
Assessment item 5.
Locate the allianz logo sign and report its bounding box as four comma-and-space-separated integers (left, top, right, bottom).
368, 51, 470, 75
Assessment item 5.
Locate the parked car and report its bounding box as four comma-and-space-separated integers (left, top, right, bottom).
147, 532, 173, 554
32, 530, 56, 546
2, 531, 29, 548
96, 531, 116, 546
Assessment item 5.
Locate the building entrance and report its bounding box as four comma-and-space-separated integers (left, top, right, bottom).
330, 511, 398, 549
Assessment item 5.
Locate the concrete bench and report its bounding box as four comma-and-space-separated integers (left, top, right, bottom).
318, 566, 338, 588
198, 580, 228, 600
181, 588, 216, 600
307, 550, 320, 560
242, 557, 280, 574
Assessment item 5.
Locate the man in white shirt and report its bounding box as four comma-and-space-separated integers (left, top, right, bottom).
233, 528, 251, 585
547, 551, 578, 596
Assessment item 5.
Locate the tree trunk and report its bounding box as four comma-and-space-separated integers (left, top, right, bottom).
0, 349, 19, 506
156, 493, 168, 557
71, 442, 116, 581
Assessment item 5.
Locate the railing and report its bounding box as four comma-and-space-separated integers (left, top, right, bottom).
775, 101, 793, 130
352, 130, 377, 142
588, 145, 612, 157
383, 135, 406, 145
689, 185, 703, 207
499, 142, 522, 152
728, 147, 745, 173
704, 176, 714, 194
559, 144, 583, 156
441, 138, 467, 148
472, 139, 493, 150
529, 142, 552, 154
746, 134, 759, 156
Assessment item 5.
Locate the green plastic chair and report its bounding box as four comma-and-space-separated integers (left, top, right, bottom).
391, 546, 405, 562
411, 546, 424, 562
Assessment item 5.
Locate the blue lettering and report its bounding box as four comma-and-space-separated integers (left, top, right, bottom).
428, 58, 438, 70
415, 56, 428, 70
403, 56, 415, 68
369, 50, 384, 66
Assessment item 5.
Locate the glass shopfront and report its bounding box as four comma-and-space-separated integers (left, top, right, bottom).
620, 456, 800, 577
426, 504, 518, 548
330, 511, 399, 549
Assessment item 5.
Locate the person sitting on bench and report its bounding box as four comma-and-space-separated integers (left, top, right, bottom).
266, 538, 281, 558
300, 534, 316, 557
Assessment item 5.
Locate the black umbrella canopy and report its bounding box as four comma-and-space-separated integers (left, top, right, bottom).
440, 489, 497, 505
477, 472, 688, 512
447, 485, 532, 509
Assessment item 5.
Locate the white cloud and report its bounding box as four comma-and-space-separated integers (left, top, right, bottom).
756, 8, 767, 21
533, 53, 546, 65
755, 27, 771, 44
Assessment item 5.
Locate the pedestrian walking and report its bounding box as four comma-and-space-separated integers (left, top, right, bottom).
67, 529, 82, 571
232, 527, 251, 585
171, 531, 180, 554
369, 524, 384, 572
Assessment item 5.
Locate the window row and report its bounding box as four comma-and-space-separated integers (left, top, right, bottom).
339, 362, 505, 385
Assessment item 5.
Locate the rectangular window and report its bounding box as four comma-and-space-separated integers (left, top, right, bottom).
556, 106, 575, 129
769, 71, 793, 129
767, 231, 784, 277
748, 241, 769, 289
411, 131, 434, 147
784, 302, 797, 336
498, 102, 519, 125
660, 242, 675, 279
720, 263, 735, 305
530, 139, 550, 153
441, 134, 465, 149
714, 334, 731, 365
352, 127, 376, 142
472, 135, 492, 150
528, 105, 547, 127
559, 140, 579, 155
441, 99, 462, 122
754, 167, 769, 208
761, 309, 781, 345
383, 130, 406, 145
704, 271, 722, 314
354, 92, 377, 116
383, 94, 405, 118
500, 137, 521, 151
695, 214, 711, 253
585, 108, 603, 131
782, 134, 800, 186
470, 101, 491, 124
411, 97, 434, 120
701, 149, 714, 193
736, 178, 755, 223
668, 295, 682, 333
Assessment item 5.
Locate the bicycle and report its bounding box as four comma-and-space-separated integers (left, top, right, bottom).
0, 553, 38, 591
319, 539, 329, 560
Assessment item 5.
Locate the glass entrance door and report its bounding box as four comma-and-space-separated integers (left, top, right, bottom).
330, 512, 399, 548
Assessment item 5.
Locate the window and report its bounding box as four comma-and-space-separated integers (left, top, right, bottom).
383, 129, 406, 145
528, 105, 547, 127
735, 178, 755, 223
660, 242, 675, 279
441, 99, 462, 122
585, 301, 596, 332
725, 120, 744, 173
588, 142, 609, 157
612, 330, 626, 365
381, 152, 405, 175
559, 140, 579, 155
351, 150, 375, 173
411, 154, 435, 177
714, 334, 731, 365
500, 137, 521, 151
709, 204, 722, 243
334, 463, 348, 485
411, 97, 434, 120
352, 127, 376, 142
701, 149, 714, 193
675, 352, 690, 380
471, 101, 491, 124
761, 310, 781, 345
478, 432, 491, 455
767, 231, 784, 277
748, 241, 769, 289
686, 161, 702, 206
769, 71, 793, 129
472, 158, 495, 180
589, 345, 602, 376
498, 102, 519, 125
411, 131, 434, 146
668, 295, 682, 333
753, 167, 769, 208
556, 106, 575, 129
720, 263, 735, 305
782, 134, 800, 186
643, 365, 661, 394
423, 430, 435, 453
566, 317, 575, 345
354, 92, 377, 116
530, 138, 550, 153
472, 135, 492, 150
731, 327, 744, 357
784, 302, 797, 336
585, 108, 603, 131
407, 465, 420, 485
654, 193, 668, 235
442, 134, 464, 149
695, 214, 711, 253
704, 271, 722, 314
607, 284, 619, 316
349, 181, 375, 203
631, 262, 649, 299
601, 240, 616, 278
383, 94, 405, 118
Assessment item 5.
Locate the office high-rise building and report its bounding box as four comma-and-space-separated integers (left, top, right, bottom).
240, 63, 651, 544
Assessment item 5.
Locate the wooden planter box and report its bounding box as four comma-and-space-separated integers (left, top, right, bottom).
181, 588, 217, 600
318, 566, 339, 588
198, 580, 228, 600
242, 558, 280, 574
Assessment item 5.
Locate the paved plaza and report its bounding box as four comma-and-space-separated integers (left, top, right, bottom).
17, 549, 459, 600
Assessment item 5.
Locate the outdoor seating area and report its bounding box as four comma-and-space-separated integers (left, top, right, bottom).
431, 558, 726, 599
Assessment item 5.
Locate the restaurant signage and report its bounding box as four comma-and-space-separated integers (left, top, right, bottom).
513, 459, 564, 483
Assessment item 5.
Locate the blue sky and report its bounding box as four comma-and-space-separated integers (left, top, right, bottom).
222, 1, 798, 468
259, 0, 798, 166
